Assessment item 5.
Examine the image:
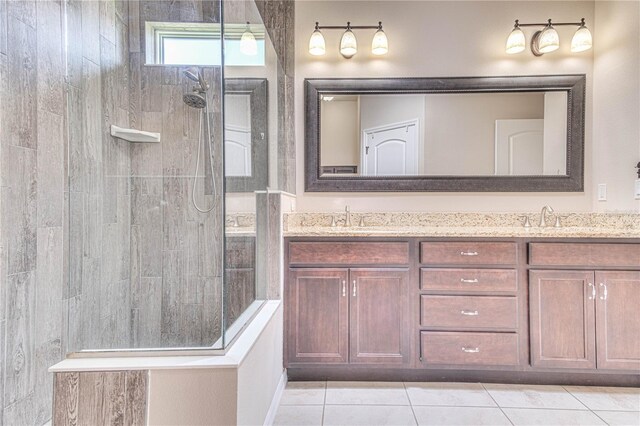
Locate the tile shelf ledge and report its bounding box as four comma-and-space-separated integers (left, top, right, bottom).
110, 125, 161, 143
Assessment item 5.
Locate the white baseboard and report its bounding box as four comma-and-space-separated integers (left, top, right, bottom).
263, 369, 287, 426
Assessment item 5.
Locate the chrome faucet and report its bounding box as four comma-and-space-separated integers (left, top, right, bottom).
539, 205, 554, 227
344, 205, 352, 227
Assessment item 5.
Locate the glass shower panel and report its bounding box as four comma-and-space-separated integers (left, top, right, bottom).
222, 0, 280, 343
65, 0, 226, 352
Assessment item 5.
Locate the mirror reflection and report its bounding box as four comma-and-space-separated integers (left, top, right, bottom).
320, 92, 568, 177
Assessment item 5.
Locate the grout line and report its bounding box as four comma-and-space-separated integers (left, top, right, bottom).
481, 382, 515, 426
321, 380, 327, 426
589, 410, 613, 425
403, 382, 420, 426
561, 385, 595, 412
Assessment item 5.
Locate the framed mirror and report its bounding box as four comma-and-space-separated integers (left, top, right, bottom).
305, 75, 585, 192
225, 78, 268, 192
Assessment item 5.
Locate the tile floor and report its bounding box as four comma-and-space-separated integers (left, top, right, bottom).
274, 382, 640, 426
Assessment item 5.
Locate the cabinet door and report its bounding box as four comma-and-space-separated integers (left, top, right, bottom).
286, 268, 349, 364
595, 271, 640, 370
529, 270, 596, 369
349, 269, 410, 365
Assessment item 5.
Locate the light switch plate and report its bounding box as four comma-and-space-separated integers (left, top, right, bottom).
598, 183, 607, 201
635, 179, 640, 200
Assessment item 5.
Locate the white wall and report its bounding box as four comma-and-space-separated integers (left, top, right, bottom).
237, 304, 284, 425
321, 99, 360, 166
295, 1, 600, 212
593, 0, 640, 212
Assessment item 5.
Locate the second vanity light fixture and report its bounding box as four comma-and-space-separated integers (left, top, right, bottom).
309, 21, 388, 58
506, 18, 592, 56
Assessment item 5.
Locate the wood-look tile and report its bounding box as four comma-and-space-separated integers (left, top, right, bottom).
140, 64, 162, 112
6, 0, 35, 28
5, 17, 37, 150
99, 0, 116, 44
0, 0, 7, 55
35, 227, 64, 346
128, 0, 140, 53
54, 372, 79, 426
124, 371, 148, 426
203, 276, 223, 345
81, 0, 101, 64
65, 0, 83, 89
78, 371, 126, 425
4, 271, 36, 406
34, 338, 62, 424
161, 250, 184, 346
115, 19, 130, 111
36, 0, 64, 116
4, 146, 37, 274
2, 393, 37, 426
37, 109, 65, 227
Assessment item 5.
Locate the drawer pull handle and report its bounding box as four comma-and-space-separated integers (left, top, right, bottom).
342, 280, 346, 297
460, 251, 479, 256
353, 280, 357, 297
588, 282, 595, 300
460, 278, 479, 283
462, 347, 480, 353
460, 310, 479, 316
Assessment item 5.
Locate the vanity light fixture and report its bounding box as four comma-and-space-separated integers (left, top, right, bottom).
506, 18, 592, 56
240, 22, 258, 56
309, 21, 388, 58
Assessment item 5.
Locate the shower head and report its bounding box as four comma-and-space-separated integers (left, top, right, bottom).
183, 91, 207, 109
183, 67, 208, 91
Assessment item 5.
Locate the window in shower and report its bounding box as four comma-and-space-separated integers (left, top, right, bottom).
146, 22, 266, 67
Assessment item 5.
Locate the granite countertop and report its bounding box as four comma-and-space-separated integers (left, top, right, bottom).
283, 212, 640, 239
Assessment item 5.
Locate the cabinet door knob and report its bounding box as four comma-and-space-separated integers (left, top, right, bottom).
462, 347, 480, 353
460, 310, 479, 316
460, 278, 479, 283
352, 280, 357, 297
342, 280, 346, 297
460, 251, 479, 256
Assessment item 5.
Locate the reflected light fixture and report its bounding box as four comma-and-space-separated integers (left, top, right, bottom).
240, 21, 258, 56
505, 18, 592, 56
309, 21, 388, 58
309, 22, 326, 56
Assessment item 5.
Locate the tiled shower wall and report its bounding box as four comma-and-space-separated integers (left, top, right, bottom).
0, 0, 66, 423
127, 0, 224, 348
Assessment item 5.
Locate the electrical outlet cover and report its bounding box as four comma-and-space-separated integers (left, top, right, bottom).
598, 183, 607, 201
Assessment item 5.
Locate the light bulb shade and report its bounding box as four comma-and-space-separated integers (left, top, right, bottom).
340, 29, 358, 58
536, 26, 560, 54
240, 29, 258, 56
371, 28, 388, 55
571, 25, 592, 52
505, 27, 526, 54
309, 29, 326, 56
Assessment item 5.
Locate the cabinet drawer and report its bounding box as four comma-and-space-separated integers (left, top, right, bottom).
421, 295, 517, 330
420, 332, 519, 366
289, 242, 410, 265
421, 242, 517, 265
529, 243, 640, 268
421, 268, 517, 293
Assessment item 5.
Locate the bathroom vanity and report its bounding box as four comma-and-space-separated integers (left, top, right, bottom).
283, 221, 640, 386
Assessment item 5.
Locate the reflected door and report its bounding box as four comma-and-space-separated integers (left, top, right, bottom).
495, 119, 544, 175
224, 126, 252, 176
362, 121, 418, 176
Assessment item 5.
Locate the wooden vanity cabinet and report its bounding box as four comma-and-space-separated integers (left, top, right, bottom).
529, 243, 640, 371
285, 241, 412, 367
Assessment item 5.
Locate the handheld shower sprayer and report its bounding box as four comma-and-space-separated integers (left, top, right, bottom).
181, 68, 216, 213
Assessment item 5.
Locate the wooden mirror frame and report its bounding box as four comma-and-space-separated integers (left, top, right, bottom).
305, 75, 585, 192
225, 78, 268, 193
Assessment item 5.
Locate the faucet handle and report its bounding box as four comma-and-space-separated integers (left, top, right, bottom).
519, 215, 532, 228
330, 215, 337, 227
554, 215, 569, 228
359, 215, 366, 227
